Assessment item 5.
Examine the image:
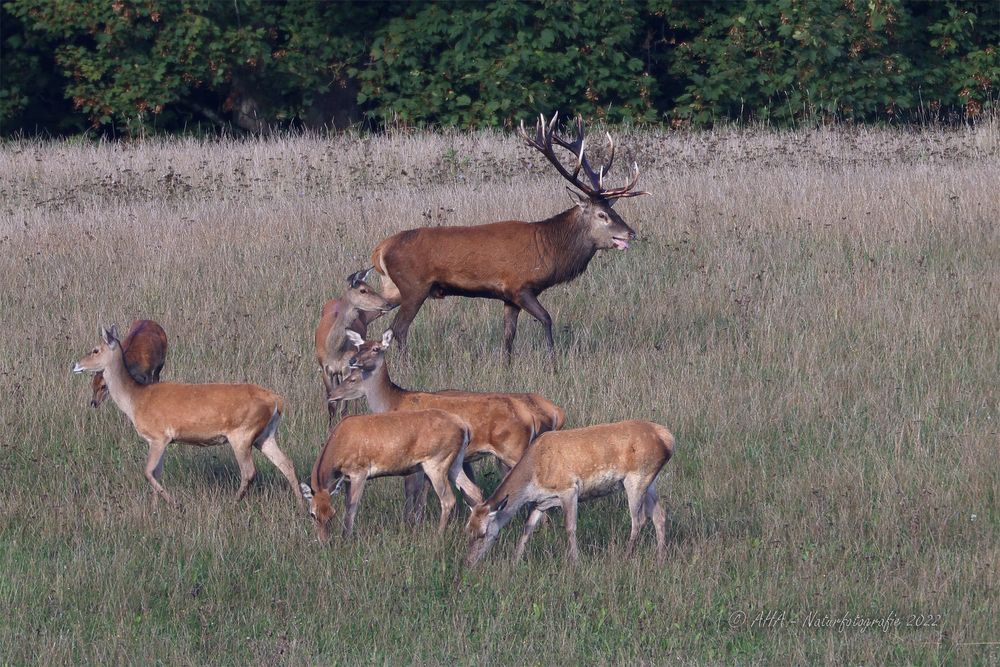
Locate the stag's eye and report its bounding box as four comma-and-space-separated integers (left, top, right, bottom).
359, 288, 368, 294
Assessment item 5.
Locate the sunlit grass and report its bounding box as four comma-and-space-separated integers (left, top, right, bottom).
1, 123, 997, 663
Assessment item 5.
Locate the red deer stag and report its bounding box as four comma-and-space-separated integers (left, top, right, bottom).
90, 319, 167, 408
300, 410, 483, 541
314, 268, 394, 424
370, 112, 648, 361
73, 326, 304, 511
329, 330, 562, 521
464, 420, 674, 566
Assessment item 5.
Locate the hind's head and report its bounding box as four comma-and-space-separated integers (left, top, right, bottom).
300, 479, 343, 543
74, 326, 121, 377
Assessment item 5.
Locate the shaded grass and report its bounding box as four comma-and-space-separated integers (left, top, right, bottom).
1, 124, 998, 664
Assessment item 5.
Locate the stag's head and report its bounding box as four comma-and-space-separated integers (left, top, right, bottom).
519, 112, 647, 251
344, 268, 395, 313
73, 326, 121, 376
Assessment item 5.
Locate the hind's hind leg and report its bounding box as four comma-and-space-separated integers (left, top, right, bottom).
258, 435, 304, 512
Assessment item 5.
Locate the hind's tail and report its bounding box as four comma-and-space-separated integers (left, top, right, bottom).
253, 403, 282, 448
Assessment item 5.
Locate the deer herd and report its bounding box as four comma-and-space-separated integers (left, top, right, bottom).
72, 113, 674, 567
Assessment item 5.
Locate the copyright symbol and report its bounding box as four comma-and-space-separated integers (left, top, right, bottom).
729, 610, 747, 629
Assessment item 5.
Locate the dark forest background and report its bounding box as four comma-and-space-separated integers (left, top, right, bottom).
1, 0, 997, 136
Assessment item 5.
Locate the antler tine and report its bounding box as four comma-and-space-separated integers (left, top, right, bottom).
546, 112, 588, 178
589, 131, 616, 191
601, 161, 650, 199
603, 132, 616, 178
520, 111, 599, 197
552, 115, 603, 191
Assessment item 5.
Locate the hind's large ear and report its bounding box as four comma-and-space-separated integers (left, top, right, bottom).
381, 330, 394, 347
345, 330, 364, 348
102, 326, 118, 345
458, 487, 476, 510
490, 495, 509, 517
347, 269, 366, 287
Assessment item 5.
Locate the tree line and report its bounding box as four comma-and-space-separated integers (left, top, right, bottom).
2, 0, 997, 136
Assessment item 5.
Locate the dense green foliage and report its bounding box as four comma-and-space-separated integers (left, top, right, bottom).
2, 0, 997, 134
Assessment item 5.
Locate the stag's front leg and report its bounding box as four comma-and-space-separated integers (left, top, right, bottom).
517, 290, 556, 366
389, 292, 428, 350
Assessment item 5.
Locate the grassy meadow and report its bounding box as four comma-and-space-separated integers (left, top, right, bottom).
1, 122, 998, 664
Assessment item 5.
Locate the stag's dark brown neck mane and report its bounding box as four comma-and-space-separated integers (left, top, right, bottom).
532, 206, 600, 288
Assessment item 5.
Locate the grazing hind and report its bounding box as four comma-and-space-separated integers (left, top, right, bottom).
465, 420, 674, 566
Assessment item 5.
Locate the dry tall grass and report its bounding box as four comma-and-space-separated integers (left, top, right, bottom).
1, 121, 997, 664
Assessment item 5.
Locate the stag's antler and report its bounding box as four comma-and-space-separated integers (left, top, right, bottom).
518, 112, 648, 200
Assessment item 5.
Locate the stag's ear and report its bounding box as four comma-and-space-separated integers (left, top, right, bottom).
345, 330, 364, 348
566, 188, 588, 210
381, 330, 394, 347
299, 483, 314, 501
